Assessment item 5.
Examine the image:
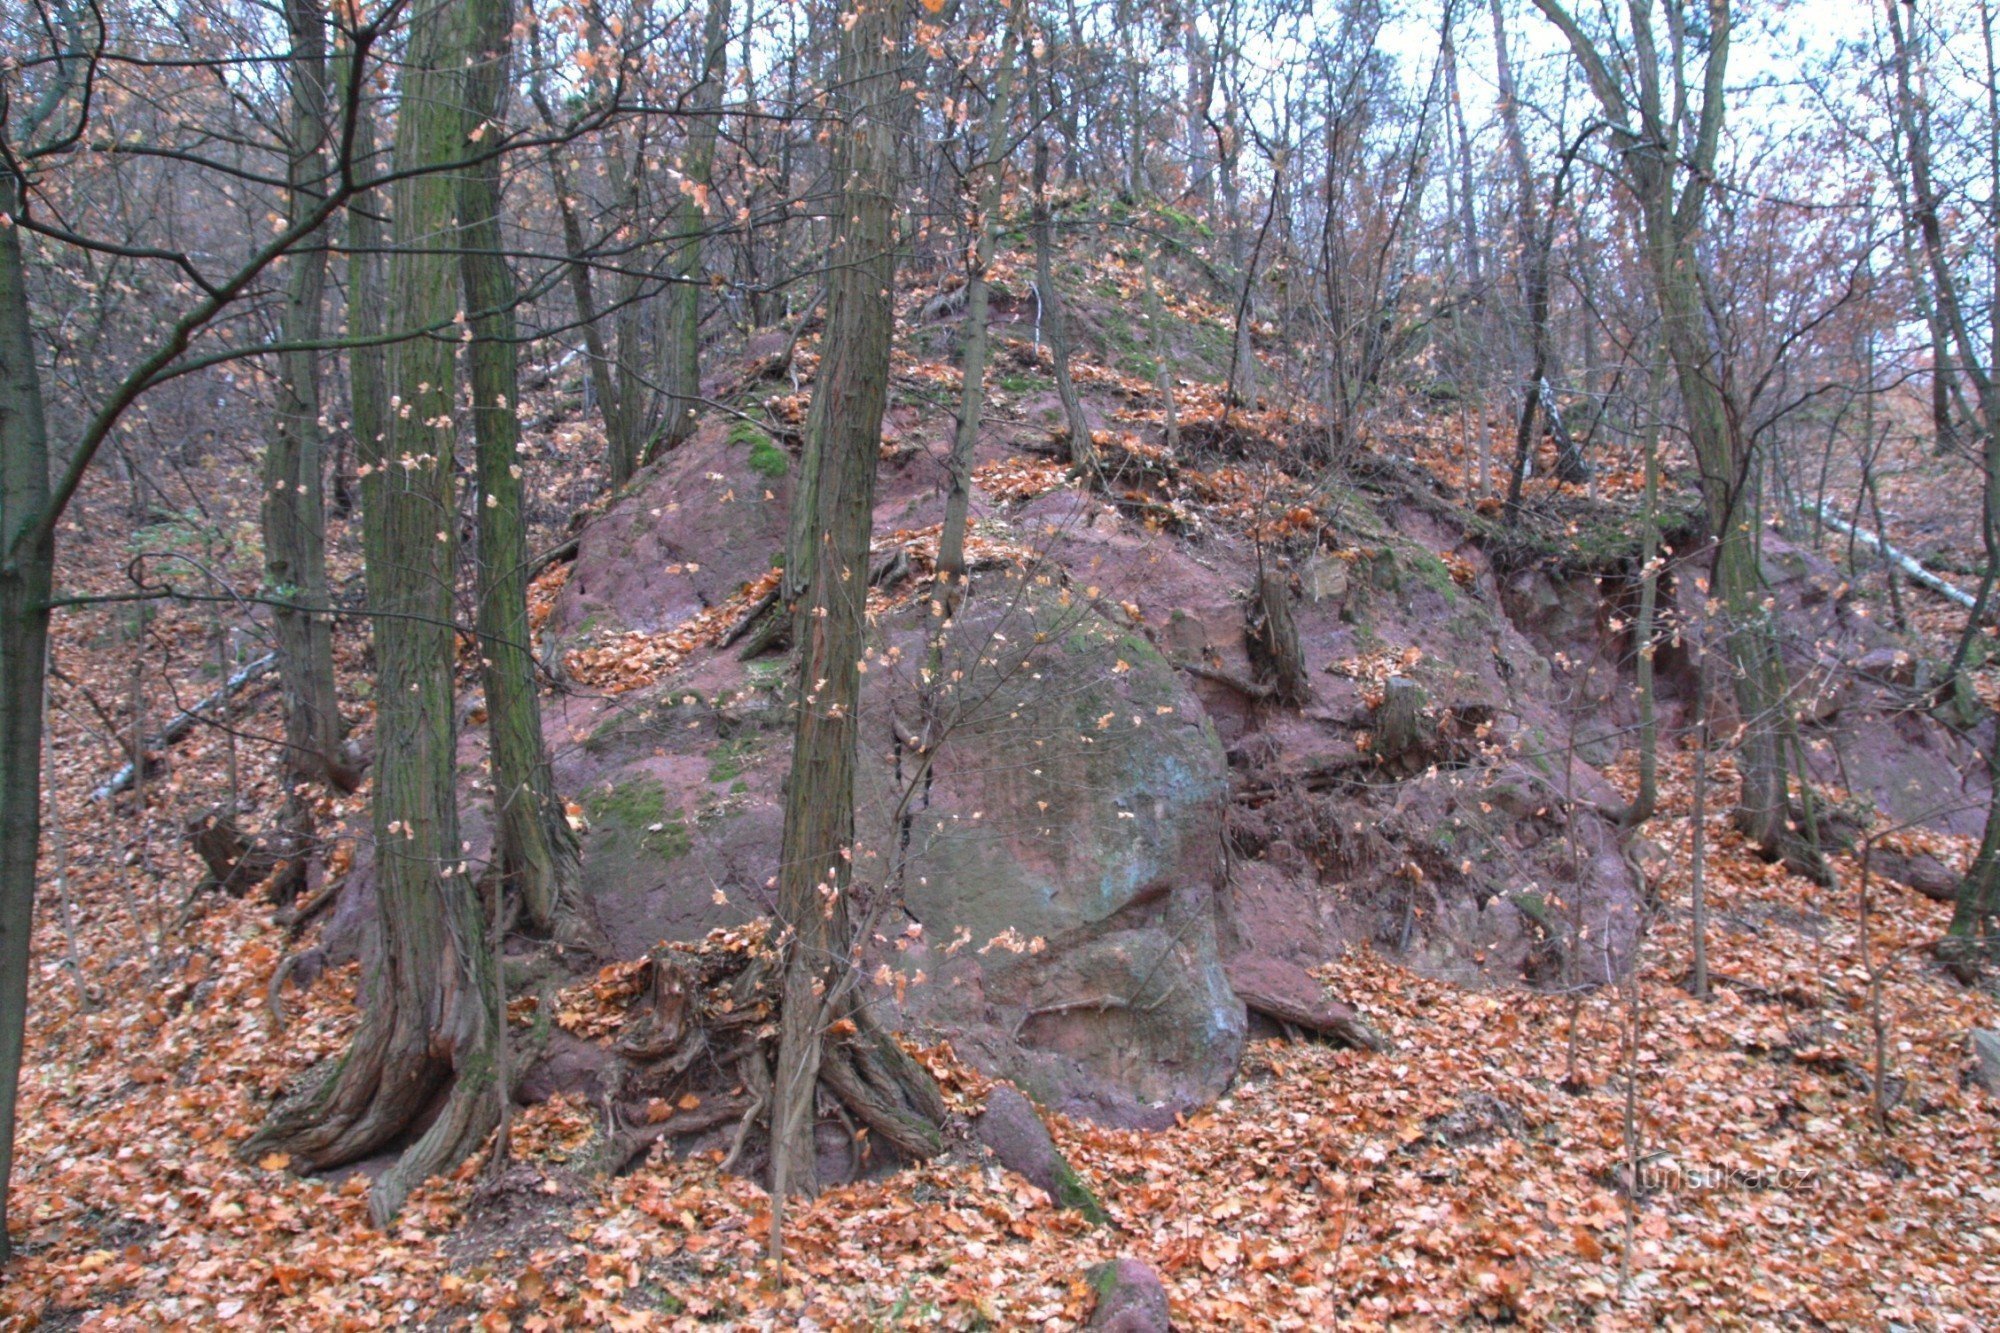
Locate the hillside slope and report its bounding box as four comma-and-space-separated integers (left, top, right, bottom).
6, 241, 2000, 1327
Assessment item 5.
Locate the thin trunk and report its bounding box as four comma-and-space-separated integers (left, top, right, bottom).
658, 0, 731, 455
1929, 311, 1954, 454
1492, 0, 1541, 514
527, 38, 631, 484
0, 170, 56, 1266
935, 0, 1022, 605
1028, 55, 1098, 480
1535, 0, 1800, 869
264, 0, 352, 791
1186, 30, 1214, 212
343, 28, 388, 530
550, 150, 628, 472
602, 111, 653, 481
1627, 339, 1667, 827
1689, 665, 1710, 1000
1444, 18, 1481, 292
245, 0, 502, 1225
771, 0, 940, 1231
1887, 0, 2000, 941
459, 0, 588, 944
1143, 242, 1177, 452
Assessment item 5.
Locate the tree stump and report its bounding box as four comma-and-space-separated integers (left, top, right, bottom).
1249, 569, 1311, 708
1374, 676, 1430, 769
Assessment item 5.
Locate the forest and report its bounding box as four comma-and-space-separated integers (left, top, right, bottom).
1, 0, 1998, 1324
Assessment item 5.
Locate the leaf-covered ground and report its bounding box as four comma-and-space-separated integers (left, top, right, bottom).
10, 726, 2000, 1328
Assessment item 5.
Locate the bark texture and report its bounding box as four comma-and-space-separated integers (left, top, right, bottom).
245, 0, 503, 1224
262, 0, 352, 791
0, 172, 55, 1266
770, 0, 942, 1215
458, 0, 589, 944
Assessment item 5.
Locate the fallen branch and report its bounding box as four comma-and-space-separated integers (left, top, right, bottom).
1176, 659, 1275, 701
92, 652, 277, 802
525, 536, 581, 583
1225, 958, 1389, 1052
1810, 501, 1978, 613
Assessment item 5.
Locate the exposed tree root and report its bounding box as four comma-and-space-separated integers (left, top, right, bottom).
585, 927, 948, 1182
242, 927, 503, 1224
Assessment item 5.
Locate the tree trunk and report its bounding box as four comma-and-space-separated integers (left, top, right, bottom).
546, 143, 627, 475
342, 30, 389, 527
1533, 0, 1802, 868
1143, 242, 1178, 452
245, 0, 502, 1225
1492, 0, 1546, 514
657, 0, 730, 456
1652, 233, 1796, 863
1251, 567, 1309, 708
1028, 57, 1098, 481
935, 0, 1022, 606
770, 0, 941, 1222
0, 171, 56, 1267
459, 0, 589, 945
263, 0, 353, 791
1625, 341, 1667, 827
1883, 0, 2000, 948
602, 118, 654, 484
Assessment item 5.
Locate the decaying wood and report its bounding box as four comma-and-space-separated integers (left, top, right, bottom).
719, 584, 781, 649
1249, 569, 1311, 707
1225, 969, 1388, 1052
1372, 676, 1430, 768
1178, 659, 1275, 700
1175, 568, 1313, 707
186, 810, 285, 898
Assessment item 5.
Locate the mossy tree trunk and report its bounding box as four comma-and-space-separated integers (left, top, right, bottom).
770, 0, 942, 1227
0, 171, 56, 1266
263, 0, 354, 792
245, 0, 503, 1225
656, 0, 730, 457
458, 0, 589, 944
935, 0, 1023, 608
342, 30, 389, 523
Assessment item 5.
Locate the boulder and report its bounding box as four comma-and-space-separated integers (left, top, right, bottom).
548, 417, 791, 641
1867, 848, 1960, 902
973, 1085, 1107, 1221
1086, 1258, 1171, 1332
1972, 1030, 2000, 1096
551, 488, 1247, 1125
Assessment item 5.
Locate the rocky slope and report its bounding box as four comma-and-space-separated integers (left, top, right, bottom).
505, 330, 1992, 1140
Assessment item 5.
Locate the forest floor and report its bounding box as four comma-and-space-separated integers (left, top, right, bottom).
6, 265, 2000, 1328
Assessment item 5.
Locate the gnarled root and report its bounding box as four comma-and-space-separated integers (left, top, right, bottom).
241, 982, 501, 1227
592, 928, 948, 1178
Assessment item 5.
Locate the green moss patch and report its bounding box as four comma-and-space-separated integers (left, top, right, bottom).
584, 777, 691, 860
728, 417, 790, 478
